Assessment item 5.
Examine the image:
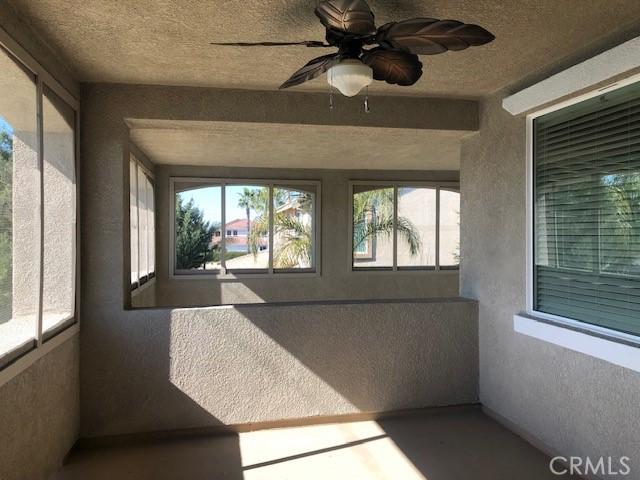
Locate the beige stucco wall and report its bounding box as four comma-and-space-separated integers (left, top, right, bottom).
0, 334, 80, 480
80, 82, 478, 437
0, 12, 80, 480
80, 300, 478, 438
461, 95, 640, 475
153, 164, 460, 307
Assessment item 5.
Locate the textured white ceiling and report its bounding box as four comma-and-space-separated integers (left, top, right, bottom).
8, 0, 640, 97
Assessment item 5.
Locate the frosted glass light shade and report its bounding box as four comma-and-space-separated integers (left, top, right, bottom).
327, 59, 373, 97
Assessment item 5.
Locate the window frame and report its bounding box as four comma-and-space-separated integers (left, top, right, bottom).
0, 29, 80, 386
348, 181, 460, 273
169, 177, 321, 278
525, 73, 640, 346
130, 155, 156, 294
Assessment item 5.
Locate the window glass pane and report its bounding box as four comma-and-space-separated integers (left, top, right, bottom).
534, 80, 640, 336
439, 189, 460, 267
129, 159, 138, 285
224, 185, 269, 271
352, 186, 393, 269
0, 47, 39, 361
42, 86, 76, 336
137, 166, 148, 279
397, 187, 435, 268
175, 183, 221, 271
273, 185, 315, 270
147, 176, 155, 275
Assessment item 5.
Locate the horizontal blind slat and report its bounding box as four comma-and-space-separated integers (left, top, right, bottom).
533, 80, 640, 336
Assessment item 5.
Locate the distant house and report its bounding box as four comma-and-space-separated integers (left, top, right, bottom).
211, 218, 267, 253
275, 191, 313, 228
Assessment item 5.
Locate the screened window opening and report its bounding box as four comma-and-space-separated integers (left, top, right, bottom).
171, 179, 319, 276
351, 183, 460, 271
42, 86, 77, 337
0, 45, 77, 367
130, 157, 155, 289
273, 186, 316, 271
439, 189, 461, 268
533, 80, 640, 337
225, 184, 269, 271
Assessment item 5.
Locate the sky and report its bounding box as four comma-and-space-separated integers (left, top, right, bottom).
0, 116, 13, 135
178, 185, 266, 227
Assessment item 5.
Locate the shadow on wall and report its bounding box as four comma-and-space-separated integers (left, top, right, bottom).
79, 299, 478, 479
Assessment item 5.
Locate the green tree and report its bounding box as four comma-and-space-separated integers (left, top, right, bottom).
175, 196, 215, 270
601, 173, 640, 274
247, 189, 311, 268
247, 187, 421, 269
353, 188, 421, 256
0, 128, 12, 323
237, 188, 256, 253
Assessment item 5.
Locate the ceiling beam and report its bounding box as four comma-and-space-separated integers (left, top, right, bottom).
84, 83, 478, 132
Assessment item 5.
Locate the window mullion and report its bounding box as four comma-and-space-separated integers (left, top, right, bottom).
36, 76, 44, 347
392, 185, 398, 271
221, 182, 226, 275
268, 185, 274, 274
435, 187, 441, 271
136, 163, 141, 283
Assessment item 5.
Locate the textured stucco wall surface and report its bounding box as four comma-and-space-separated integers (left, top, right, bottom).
0, 335, 80, 480
82, 82, 472, 310
0, 12, 80, 480
80, 300, 478, 438
461, 96, 640, 475
155, 164, 459, 307
81, 82, 478, 437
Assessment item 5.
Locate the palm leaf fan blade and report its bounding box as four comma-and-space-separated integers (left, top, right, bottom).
361, 48, 423, 86
376, 18, 495, 55
279, 53, 340, 89
315, 0, 377, 36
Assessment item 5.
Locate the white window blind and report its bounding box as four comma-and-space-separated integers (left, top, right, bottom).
147, 175, 155, 276
534, 80, 640, 336
137, 167, 148, 280
130, 157, 155, 288
129, 159, 139, 285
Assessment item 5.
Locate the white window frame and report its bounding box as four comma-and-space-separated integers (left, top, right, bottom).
169, 177, 321, 279
348, 181, 460, 273
130, 155, 156, 294
0, 28, 80, 387
517, 72, 640, 372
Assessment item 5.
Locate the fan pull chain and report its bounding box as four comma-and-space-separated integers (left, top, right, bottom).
364, 86, 371, 113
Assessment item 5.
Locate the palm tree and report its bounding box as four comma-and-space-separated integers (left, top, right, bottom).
237, 188, 256, 253
246, 187, 421, 269
352, 188, 421, 256
244, 189, 313, 268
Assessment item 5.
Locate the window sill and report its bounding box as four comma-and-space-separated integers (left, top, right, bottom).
513, 313, 640, 373
131, 276, 156, 296
350, 268, 459, 274
0, 323, 79, 388
170, 271, 320, 280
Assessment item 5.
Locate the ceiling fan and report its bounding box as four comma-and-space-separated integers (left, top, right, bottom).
212, 0, 495, 98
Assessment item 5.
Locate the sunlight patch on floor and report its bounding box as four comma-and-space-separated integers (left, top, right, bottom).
239, 421, 427, 480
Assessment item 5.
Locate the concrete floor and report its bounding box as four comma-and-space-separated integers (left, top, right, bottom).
51, 407, 577, 480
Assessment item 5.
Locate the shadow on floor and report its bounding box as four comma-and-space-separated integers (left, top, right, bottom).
52, 407, 578, 480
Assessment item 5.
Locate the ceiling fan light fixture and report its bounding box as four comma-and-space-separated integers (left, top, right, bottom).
327, 59, 373, 97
